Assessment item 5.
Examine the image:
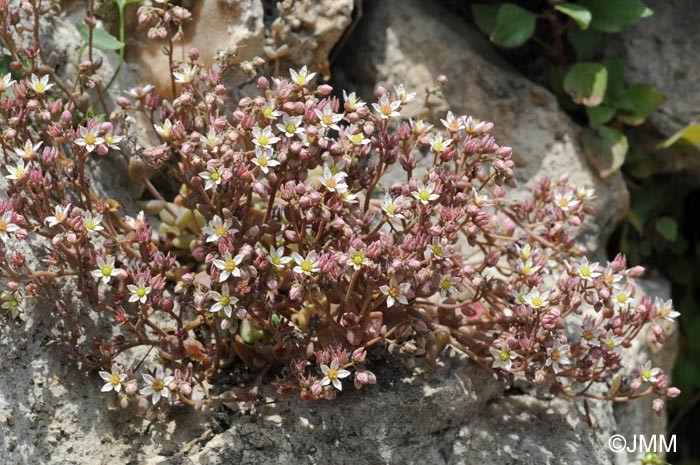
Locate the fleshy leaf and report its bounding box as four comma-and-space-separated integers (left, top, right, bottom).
616, 84, 666, 126
580, 0, 653, 33
76, 24, 124, 51
489, 4, 537, 48
471, 3, 502, 36
656, 217, 678, 242
656, 123, 700, 149
555, 3, 592, 29
563, 62, 608, 106
581, 125, 628, 178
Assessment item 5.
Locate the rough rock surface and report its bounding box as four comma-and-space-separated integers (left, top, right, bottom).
332, 0, 628, 253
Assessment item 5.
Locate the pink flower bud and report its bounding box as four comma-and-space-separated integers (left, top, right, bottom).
317, 84, 333, 95
652, 399, 664, 414
352, 348, 366, 363
667, 387, 681, 398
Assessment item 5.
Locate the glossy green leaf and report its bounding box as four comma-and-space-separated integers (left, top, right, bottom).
471, 3, 501, 36
655, 217, 678, 242
603, 55, 627, 99
555, 3, 592, 29
586, 105, 616, 124
579, 0, 653, 32
114, 0, 140, 10
563, 62, 608, 106
656, 122, 700, 149
240, 319, 264, 344
490, 4, 537, 48
581, 125, 628, 178
76, 24, 124, 51
566, 25, 605, 61
616, 84, 666, 125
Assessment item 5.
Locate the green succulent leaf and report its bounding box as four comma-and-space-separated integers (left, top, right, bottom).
616, 84, 666, 126
566, 25, 605, 61
554, 3, 592, 29
471, 3, 501, 36
586, 105, 616, 124
563, 62, 608, 106
76, 24, 124, 51
656, 123, 700, 149
602, 56, 627, 100
581, 125, 628, 178
114, 0, 140, 9
656, 217, 678, 242
579, 0, 653, 33
489, 4, 537, 48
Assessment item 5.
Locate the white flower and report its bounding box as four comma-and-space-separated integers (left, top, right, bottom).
155, 119, 174, 140
142, 366, 174, 405
576, 257, 601, 281
379, 278, 410, 308
14, 139, 43, 160
319, 165, 348, 193
639, 361, 661, 384
489, 342, 516, 370
346, 131, 371, 146
104, 132, 123, 150
29, 74, 53, 94
127, 278, 152, 304
289, 66, 316, 86
440, 111, 465, 132
427, 133, 452, 153
91, 256, 119, 284
99, 365, 127, 393
261, 100, 283, 120
209, 284, 238, 318
202, 215, 236, 243
252, 147, 280, 174
464, 116, 487, 135
545, 340, 571, 374
525, 290, 549, 309
340, 190, 358, 204
83, 211, 104, 234
342, 90, 365, 111
579, 317, 602, 349
320, 358, 351, 391
518, 258, 540, 276
603, 267, 624, 288
200, 165, 225, 191
381, 194, 404, 219
1, 290, 25, 318
268, 246, 292, 269
428, 238, 452, 260
411, 181, 439, 205
612, 287, 632, 309
276, 113, 305, 137
393, 84, 416, 103
472, 187, 490, 207
252, 126, 280, 148
5, 158, 28, 181
292, 251, 320, 276
653, 297, 679, 322
0, 211, 19, 243
314, 105, 343, 130
346, 249, 369, 271
553, 191, 580, 212
173, 64, 197, 84
199, 128, 220, 152
126, 84, 154, 99
0, 72, 16, 93
410, 119, 433, 135
372, 94, 401, 119
515, 243, 534, 261
212, 252, 244, 281
439, 276, 460, 299
576, 186, 596, 202
74, 125, 105, 153
601, 329, 623, 353
124, 211, 147, 230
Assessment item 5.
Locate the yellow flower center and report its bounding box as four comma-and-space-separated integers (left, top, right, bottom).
432, 246, 442, 257
9, 298, 19, 308
263, 107, 273, 118
580, 267, 591, 277
34, 82, 45, 92
301, 260, 313, 273
558, 198, 569, 208
257, 156, 268, 167
209, 171, 220, 181
441, 279, 452, 291
606, 339, 616, 350
643, 369, 652, 379
220, 295, 231, 306
522, 265, 532, 275
499, 349, 511, 362
434, 141, 444, 151
214, 225, 227, 236
105, 135, 114, 144
582, 329, 593, 341
110, 373, 121, 386
101, 265, 113, 277
352, 254, 364, 266
325, 367, 339, 381
0, 220, 7, 232
322, 114, 334, 126
152, 378, 164, 392
325, 178, 337, 189
271, 256, 281, 265
531, 296, 543, 307
84, 134, 96, 146
616, 293, 628, 304
286, 123, 296, 133
258, 135, 269, 146
224, 260, 237, 272
419, 190, 430, 202
86, 220, 96, 230
550, 349, 561, 362
388, 286, 400, 298
136, 287, 147, 298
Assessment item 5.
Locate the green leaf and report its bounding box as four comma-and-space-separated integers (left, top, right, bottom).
581, 125, 628, 178
616, 84, 665, 125
490, 4, 537, 48
555, 3, 592, 29
566, 25, 605, 61
655, 217, 678, 242
602, 55, 627, 100
114, 0, 140, 10
579, 0, 653, 33
563, 62, 608, 106
549, 65, 578, 111
76, 24, 124, 51
586, 105, 616, 124
471, 3, 502, 36
240, 319, 264, 344
656, 123, 700, 149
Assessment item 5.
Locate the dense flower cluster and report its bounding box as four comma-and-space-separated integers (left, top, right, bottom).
0, 0, 679, 416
